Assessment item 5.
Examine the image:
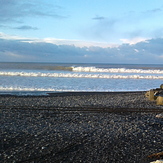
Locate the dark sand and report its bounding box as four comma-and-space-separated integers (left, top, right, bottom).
0, 91, 163, 163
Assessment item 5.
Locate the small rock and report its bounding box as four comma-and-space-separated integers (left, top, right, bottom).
156, 113, 163, 118
41, 146, 46, 150
150, 160, 163, 163
110, 120, 114, 124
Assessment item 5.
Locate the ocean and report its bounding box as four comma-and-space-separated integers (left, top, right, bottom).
0, 62, 163, 95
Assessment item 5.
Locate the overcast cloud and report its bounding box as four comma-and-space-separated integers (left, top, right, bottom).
0, 36, 163, 64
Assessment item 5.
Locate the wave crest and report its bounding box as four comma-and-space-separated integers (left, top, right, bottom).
72, 66, 163, 74
0, 71, 163, 79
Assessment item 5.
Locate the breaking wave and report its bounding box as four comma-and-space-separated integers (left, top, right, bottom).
71, 66, 163, 74
0, 87, 106, 92
0, 86, 65, 92
0, 71, 163, 79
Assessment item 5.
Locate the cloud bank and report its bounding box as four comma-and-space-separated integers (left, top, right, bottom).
0, 33, 163, 64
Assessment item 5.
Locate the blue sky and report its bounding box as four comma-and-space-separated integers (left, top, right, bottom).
1, 0, 163, 64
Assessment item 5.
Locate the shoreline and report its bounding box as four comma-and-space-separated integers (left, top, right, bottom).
0, 90, 146, 95
1, 91, 163, 162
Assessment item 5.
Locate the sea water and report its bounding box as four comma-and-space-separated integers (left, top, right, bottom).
0, 62, 163, 95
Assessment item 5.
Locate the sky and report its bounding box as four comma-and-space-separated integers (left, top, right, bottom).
0, 0, 163, 64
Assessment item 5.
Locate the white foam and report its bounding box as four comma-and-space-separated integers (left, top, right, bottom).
0, 86, 54, 91
0, 87, 146, 92
0, 86, 77, 92
0, 86, 112, 92
72, 66, 163, 74
0, 71, 163, 79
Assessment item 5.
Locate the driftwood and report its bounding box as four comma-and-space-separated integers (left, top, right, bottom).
147, 151, 163, 159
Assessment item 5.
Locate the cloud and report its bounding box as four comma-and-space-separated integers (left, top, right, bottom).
3, 51, 24, 58
0, 24, 38, 30
143, 7, 162, 14
14, 25, 38, 30
1, 33, 163, 64
0, 25, 8, 28
120, 37, 149, 45
92, 15, 105, 20
82, 17, 120, 43
0, 0, 66, 25
0, 32, 119, 48
0, 32, 34, 41
81, 5, 163, 44
158, 55, 163, 59
84, 13, 148, 43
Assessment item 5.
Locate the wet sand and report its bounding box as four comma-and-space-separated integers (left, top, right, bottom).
1, 91, 163, 163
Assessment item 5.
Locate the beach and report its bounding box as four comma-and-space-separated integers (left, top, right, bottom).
1, 91, 163, 163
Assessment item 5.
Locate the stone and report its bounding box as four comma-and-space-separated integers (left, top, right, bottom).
156, 113, 163, 118
156, 95, 163, 105
145, 89, 159, 101
150, 160, 163, 163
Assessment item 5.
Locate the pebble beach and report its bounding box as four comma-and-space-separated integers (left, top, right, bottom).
1, 91, 163, 163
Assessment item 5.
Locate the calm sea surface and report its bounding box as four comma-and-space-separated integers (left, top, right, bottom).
0, 62, 163, 95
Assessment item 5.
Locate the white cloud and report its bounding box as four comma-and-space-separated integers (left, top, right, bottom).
134, 49, 139, 53
0, 32, 119, 48
41, 38, 119, 48
120, 37, 149, 45
0, 32, 30, 41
